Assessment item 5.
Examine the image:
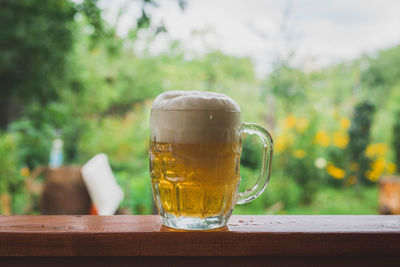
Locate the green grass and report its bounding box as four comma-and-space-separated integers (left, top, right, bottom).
233, 186, 379, 215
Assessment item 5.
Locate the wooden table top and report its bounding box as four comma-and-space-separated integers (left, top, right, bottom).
1, 215, 400, 257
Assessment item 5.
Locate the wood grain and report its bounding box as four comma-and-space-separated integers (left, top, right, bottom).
0, 215, 399, 258
2, 256, 400, 267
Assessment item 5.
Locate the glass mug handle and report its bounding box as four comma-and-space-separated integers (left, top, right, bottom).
237, 122, 274, 204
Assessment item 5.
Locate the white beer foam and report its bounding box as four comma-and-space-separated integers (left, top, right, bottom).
152, 91, 241, 112
151, 91, 242, 144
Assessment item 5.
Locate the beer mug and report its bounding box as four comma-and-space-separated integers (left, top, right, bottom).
150, 91, 273, 230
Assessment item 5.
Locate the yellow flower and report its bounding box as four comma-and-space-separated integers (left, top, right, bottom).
275, 138, 286, 153
295, 117, 309, 133
326, 163, 346, 179
314, 130, 330, 147
333, 130, 349, 149
376, 144, 388, 157
365, 143, 388, 158
293, 149, 306, 159
340, 118, 351, 130
387, 163, 397, 174
284, 115, 296, 130
19, 167, 30, 177
366, 170, 379, 182
372, 158, 386, 172
365, 145, 373, 158
366, 158, 396, 182
366, 158, 386, 182
275, 133, 294, 153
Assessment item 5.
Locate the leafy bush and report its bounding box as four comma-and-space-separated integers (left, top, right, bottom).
348, 102, 375, 183
0, 132, 26, 214
393, 110, 400, 168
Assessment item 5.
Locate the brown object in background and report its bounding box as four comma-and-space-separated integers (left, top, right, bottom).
40, 166, 91, 215
379, 176, 400, 214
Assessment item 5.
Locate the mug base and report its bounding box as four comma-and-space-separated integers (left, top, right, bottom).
160, 212, 229, 230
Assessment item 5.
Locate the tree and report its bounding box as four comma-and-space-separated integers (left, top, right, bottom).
0, 0, 77, 128
0, 0, 183, 129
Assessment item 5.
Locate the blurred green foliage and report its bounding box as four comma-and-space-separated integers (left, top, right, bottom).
0, 133, 20, 194
0, 0, 399, 215
394, 111, 400, 167
0, 0, 76, 103
348, 102, 375, 184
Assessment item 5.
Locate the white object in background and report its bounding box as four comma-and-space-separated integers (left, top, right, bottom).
49, 138, 63, 167
81, 153, 124, 215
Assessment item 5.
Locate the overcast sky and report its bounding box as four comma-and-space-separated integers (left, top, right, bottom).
102, 0, 400, 75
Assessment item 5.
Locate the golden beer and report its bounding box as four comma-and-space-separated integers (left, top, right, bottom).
150, 141, 241, 218
150, 91, 273, 230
